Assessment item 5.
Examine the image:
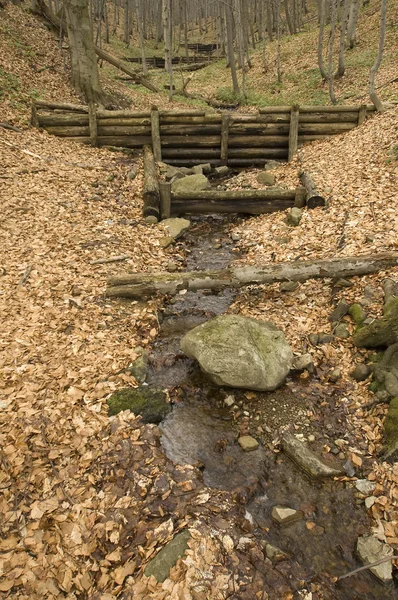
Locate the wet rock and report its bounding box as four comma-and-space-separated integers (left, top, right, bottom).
282, 434, 344, 478
238, 436, 259, 451
171, 174, 210, 194
356, 535, 394, 583
279, 281, 299, 293
263, 160, 281, 171
144, 530, 191, 583
145, 215, 158, 224
162, 217, 190, 240
348, 303, 367, 326
264, 542, 290, 562
334, 323, 350, 339
128, 349, 149, 384
371, 343, 398, 399
291, 353, 313, 372
350, 363, 371, 382
286, 207, 303, 227
329, 367, 342, 382
383, 396, 398, 460
224, 395, 235, 407
127, 166, 138, 180
329, 302, 350, 322
107, 386, 171, 423
355, 479, 376, 495
257, 172, 276, 186
180, 315, 293, 391
353, 298, 398, 348
214, 166, 230, 177
271, 506, 303, 525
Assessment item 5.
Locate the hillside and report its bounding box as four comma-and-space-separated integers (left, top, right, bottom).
0, 2, 398, 599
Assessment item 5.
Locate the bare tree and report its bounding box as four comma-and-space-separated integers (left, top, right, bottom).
317, 0, 328, 80
337, 0, 350, 78
369, 0, 387, 111
327, 0, 337, 103
346, 0, 359, 48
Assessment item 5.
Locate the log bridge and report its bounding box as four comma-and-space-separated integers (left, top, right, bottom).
32, 100, 374, 219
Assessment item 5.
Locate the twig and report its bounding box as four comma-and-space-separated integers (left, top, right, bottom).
90, 254, 129, 265
337, 555, 397, 580
18, 265, 33, 285
0, 122, 23, 133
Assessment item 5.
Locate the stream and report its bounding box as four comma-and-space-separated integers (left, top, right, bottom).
144, 210, 397, 600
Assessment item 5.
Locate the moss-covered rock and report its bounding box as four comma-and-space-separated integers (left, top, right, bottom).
348, 303, 367, 327
383, 397, 398, 461
371, 343, 398, 399
107, 386, 171, 423
353, 298, 398, 348
144, 530, 191, 582
127, 348, 149, 384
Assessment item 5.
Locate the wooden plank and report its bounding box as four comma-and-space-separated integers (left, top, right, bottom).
220, 114, 230, 166
151, 107, 162, 162
288, 104, 299, 162
160, 181, 172, 220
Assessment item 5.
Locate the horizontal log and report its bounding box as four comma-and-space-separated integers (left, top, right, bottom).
97, 125, 151, 136
259, 104, 375, 114
161, 135, 221, 147
46, 125, 90, 137
159, 124, 222, 135
170, 197, 294, 216
97, 110, 151, 118
35, 100, 88, 113
163, 159, 223, 166
160, 115, 221, 124
172, 189, 297, 202
228, 157, 287, 165
106, 252, 398, 298
161, 148, 221, 158
228, 136, 288, 148
228, 147, 289, 157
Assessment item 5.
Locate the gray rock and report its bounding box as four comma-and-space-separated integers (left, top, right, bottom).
180, 315, 293, 391
159, 236, 174, 248
329, 367, 342, 382
286, 207, 303, 227
162, 217, 191, 240
271, 506, 303, 525
127, 166, 138, 180
191, 165, 204, 175
171, 174, 210, 194
356, 535, 394, 583
343, 459, 356, 477
318, 333, 334, 344
238, 436, 259, 451
355, 479, 376, 495
257, 172, 276, 186
144, 530, 191, 583
128, 349, 149, 384
292, 353, 313, 372
198, 163, 212, 175
145, 215, 159, 224
351, 363, 371, 381
335, 278, 354, 288
263, 160, 281, 171
383, 396, 398, 461
231, 233, 240, 242
279, 281, 299, 293
372, 343, 398, 399
224, 395, 235, 407
282, 434, 344, 478
329, 302, 350, 322
309, 333, 319, 346
365, 496, 376, 509
334, 323, 350, 339
166, 261, 177, 272
107, 386, 171, 423
264, 542, 290, 562
214, 165, 230, 177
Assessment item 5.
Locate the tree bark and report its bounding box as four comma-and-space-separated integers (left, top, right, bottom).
369, 0, 387, 111
106, 252, 398, 299
63, 0, 105, 104
346, 0, 359, 48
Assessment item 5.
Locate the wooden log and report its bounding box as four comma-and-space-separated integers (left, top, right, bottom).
34, 100, 88, 113
298, 112, 359, 123
98, 117, 151, 126
96, 125, 152, 136
228, 148, 288, 157
31, 103, 39, 127
88, 102, 97, 147
288, 104, 299, 162
159, 124, 222, 135
38, 113, 90, 127
142, 145, 160, 221
162, 159, 223, 166
294, 187, 307, 208
228, 135, 289, 148
97, 110, 151, 119
161, 135, 221, 147
300, 171, 326, 208
161, 148, 222, 158
160, 110, 208, 117
229, 123, 290, 134
160, 115, 221, 124
45, 126, 90, 137
160, 182, 172, 219
97, 136, 152, 147
358, 104, 367, 125
260, 104, 375, 114
170, 197, 294, 216
298, 123, 357, 134
220, 114, 230, 166
106, 252, 398, 298
172, 189, 297, 202
151, 107, 162, 162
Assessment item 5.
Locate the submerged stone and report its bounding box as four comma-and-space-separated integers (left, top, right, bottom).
282, 434, 344, 478
271, 506, 303, 525
356, 535, 394, 583
238, 435, 259, 451
144, 530, 191, 583
107, 386, 171, 423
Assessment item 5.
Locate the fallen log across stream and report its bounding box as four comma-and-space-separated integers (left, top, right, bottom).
106, 252, 398, 299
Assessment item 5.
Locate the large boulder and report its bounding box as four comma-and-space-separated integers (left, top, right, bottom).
171, 174, 210, 194
353, 298, 398, 348
180, 315, 293, 391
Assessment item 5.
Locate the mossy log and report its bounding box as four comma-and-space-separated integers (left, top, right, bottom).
300, 171, 326, 209
106, 252, 398, 299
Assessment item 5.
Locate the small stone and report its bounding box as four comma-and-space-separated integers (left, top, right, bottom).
329, 367, 342, 382
214, 243, 222, 249
271, 506, 303, 525
308, 434, 315, 442
356, 535, 394, 583
145, 215, 158, 224
171, 174, 210, 193
365, 234, 375, 243
222, 535, 234, 554
334, 323, 350, 339
71, 286, 83, 296
309, 333, 319, 346
159, 236, 174, 248
343, 459, 356, 477
334, 278, 354, 288
350, 363, 370, 382
263, 160, 281, 171
237, 537, 255, 551
162, 217, 191, 240
144, 530, 191, 583
238, 436, 259, 451
280, 281, 299, 293
198, 163, 212, 175
329, 302, 350, 322
264, 542, 289, 562
231, 233, 240, 242
348, 303, 367, 326
90, 194, 102, 201
214, 166, 230, 177
224, 395, 235, 407
166, 261, 177, 272
192, 165, 203, 175
355, 479, 376, 495
318, 333, 334, 344
365, 496, 376, 509
257, 172, 276, 186
127, 166, 138, 180
292, 353, 313, 372
286, 207, 303, 227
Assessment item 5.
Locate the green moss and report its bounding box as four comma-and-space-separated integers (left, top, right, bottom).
348, 303, 367, 326
107, 386, 171, 423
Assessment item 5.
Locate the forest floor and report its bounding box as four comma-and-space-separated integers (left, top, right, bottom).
0, 2, 398, 599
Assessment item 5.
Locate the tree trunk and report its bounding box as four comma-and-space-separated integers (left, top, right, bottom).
336, 0, 350, 78
346, 0, 359, 48
63, 0, 105, 104
317, 0, 328, 80
369, 0, 387, 111
328, 0, 337, 104
106, 252, 398, 299
225, 0, 241, 95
